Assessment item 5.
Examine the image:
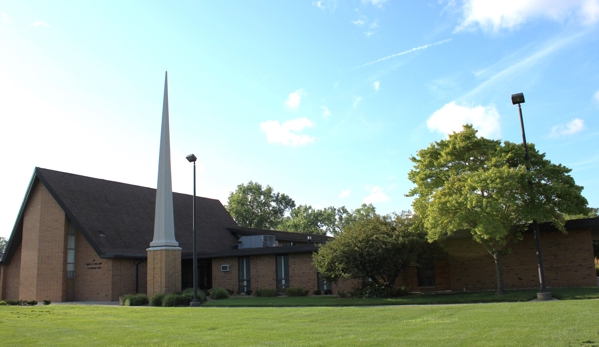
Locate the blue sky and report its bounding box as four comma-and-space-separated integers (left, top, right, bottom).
1, 0, 599, 238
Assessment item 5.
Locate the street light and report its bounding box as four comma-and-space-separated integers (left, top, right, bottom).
511, 93, 552, 300
186, 153, 201, 306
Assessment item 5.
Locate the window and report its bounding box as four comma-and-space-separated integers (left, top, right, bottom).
276, 254, 289, 291
67, 222, 76, 278
317, 272, 332, 291
238, 257, 251, 294
417, 263, 436, 287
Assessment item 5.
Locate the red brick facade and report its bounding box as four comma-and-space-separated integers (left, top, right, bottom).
447, 230, 597, 291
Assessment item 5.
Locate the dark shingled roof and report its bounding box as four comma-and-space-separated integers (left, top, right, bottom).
2, 168, 240, 262
1, 168, 331, 264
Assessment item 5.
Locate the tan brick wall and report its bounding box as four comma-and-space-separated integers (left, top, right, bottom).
251, 255, 276, 291
398, 259, 451, 292
19, 182, 68, 302
289, 253, 317, 291
72, 231, 113, 301
448, 230, 597, 291
1, 245, 22, 300
111, 259, 147, 301
212, 257, 238, 292
147, 248, 181, 298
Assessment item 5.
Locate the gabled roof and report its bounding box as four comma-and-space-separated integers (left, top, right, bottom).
1, 167, 240, 263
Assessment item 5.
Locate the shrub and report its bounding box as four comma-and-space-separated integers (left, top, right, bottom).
227, 289, 234, 295
150, 293, 165, 307
313, 289, 322, 295
336, 290, 348, 298
254, 288, 277, 297
285, 287, 308, 297
43, 300, 51, 305
323, 289, 333, 295
210, 287, 230, 300
244, 290, 252, 296
0, 301, 6, 305
182, 288, 206, 303
595, 263, 599, 277
120, 294, 149, 306
27, 300, 38, 306
390, 286, 411, 297
5, 300, 18, 305
162, 293, 189, 307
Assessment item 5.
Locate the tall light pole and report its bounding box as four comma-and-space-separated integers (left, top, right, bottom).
186, 153, 201, 306
511, 93, 552, 300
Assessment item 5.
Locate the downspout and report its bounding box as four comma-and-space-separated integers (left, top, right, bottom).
134, 260, 146, 294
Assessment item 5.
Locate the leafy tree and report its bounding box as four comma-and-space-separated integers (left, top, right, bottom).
407, 125, 588, 294
312, 212, 442, 292
226, 181, 295, 229
277, 205, 336, 235
0, 236, 7, 253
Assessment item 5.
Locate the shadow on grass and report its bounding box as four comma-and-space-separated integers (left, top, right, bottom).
202, 286, 599, 307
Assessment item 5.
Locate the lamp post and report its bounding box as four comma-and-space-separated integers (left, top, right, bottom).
186, 153, 201, 306
511, 93, 551, 300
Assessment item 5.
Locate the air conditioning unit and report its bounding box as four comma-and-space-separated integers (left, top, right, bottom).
221, 264, 230, 272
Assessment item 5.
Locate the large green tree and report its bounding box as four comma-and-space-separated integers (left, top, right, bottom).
312, 212, 441, 292
407, 125, 589, 294
226, 181, 296, 229
0, 236, 7, 253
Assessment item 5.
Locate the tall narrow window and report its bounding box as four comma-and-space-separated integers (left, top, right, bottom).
238, 257, 251, 294
317, 272, 332, 291
417, 263, 436, 287
67, 223, 76, 278
276, 254, 289, 291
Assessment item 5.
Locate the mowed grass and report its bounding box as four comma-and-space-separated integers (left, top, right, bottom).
203, 286, 599, 307
2, 299, 599, 346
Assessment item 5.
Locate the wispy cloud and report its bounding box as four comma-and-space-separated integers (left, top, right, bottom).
313, 0, 337, 11
373, 81, 380, 91
459, 32, 584, 102
352, 18, 365, 26
33, 21, 50, 28
285, 89, 305, 111
339, 189, 351, 199
427, 101, 501, 138
362, 0, 388, 7
321, 106, 331, 118
260, 118, 315, 146
594, 89, 599, 103
353, 96, 362, 108
549, 118, 585, 138
1, 13, 11, 24
456, 0, 599, 32
352, 39, 452, 69
362, 186, 389, 204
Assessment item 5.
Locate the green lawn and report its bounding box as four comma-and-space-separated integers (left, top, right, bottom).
2, 299, 599, 346
203, 286, 599, 307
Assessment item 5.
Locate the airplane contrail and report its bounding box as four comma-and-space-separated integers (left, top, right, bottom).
352, 38, 452, 70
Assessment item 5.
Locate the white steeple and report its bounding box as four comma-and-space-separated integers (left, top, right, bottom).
150, 72, 179, 248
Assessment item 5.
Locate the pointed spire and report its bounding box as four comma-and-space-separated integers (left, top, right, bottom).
150, 71, 179, 248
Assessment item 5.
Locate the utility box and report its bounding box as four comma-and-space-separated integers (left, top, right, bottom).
238, 235, 276, 249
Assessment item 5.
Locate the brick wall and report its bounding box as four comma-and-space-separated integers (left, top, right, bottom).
250, 255, 276, 291
19, 182, 68, 302
111, 259, 147, 301
1, 245, 22, 300
72, 230, 113, 301
448, 230, 597, 291
147, 248, 181, 298
212, 256, 238, 293
289, 253, 318, 291
399, 259, 451, 292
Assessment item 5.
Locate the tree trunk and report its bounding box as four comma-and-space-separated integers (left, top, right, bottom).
492, 250, 505, 295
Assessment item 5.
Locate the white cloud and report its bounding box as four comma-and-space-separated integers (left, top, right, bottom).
362, 186, 389, 204
362, 0, 388, 7
313, 0, 337, 11
427, 101, 501, 138
285, 89, 304, 111
353, 96, 362, 108
259, 118, 315, 146
33, 21, 50, 28
1, 13, 11, 24
352, 18, 365, 26
373, 81, 380, 91
456, 0, 599, 32
339, 189, 351, 199
594, 90, 599, 103
321, 106, 331, 118
549, 118, 585, 138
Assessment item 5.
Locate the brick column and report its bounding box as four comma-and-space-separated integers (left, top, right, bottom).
146, 248, 181, 298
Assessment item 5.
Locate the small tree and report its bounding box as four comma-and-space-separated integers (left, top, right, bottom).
312, 212, 442, 293
0, 237, 7, 253
407, 125, 588, 294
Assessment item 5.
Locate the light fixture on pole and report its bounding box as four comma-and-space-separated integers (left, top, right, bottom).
186, 153, 201, 306
511, 93, 551, 301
